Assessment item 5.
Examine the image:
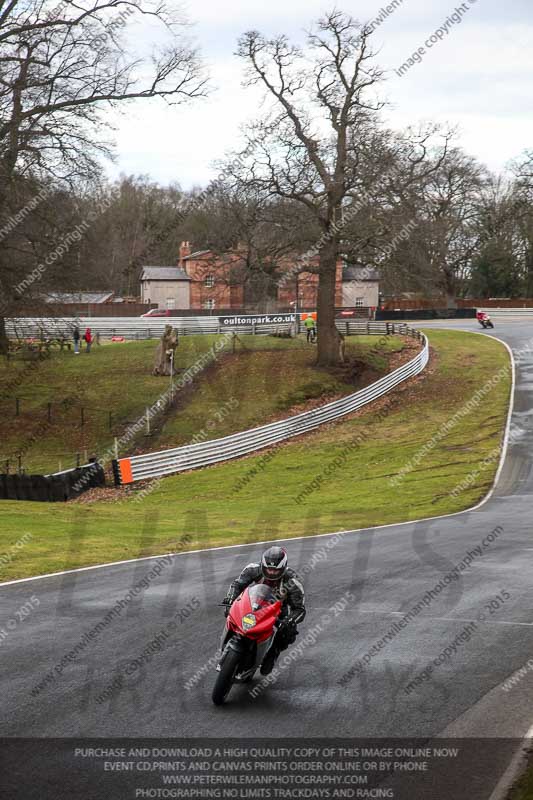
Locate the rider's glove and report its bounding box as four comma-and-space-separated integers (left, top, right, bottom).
222, 586, 239, 616
283, 619, 299, 645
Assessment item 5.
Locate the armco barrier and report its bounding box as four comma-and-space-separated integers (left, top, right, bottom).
376, 308, 477, 321
7, 317, 424, 340
476, 308, 533, 317
114, 326, 429, 485
0, 462, 105, 502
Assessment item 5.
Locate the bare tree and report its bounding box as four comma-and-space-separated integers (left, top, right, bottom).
0, 0, 207, 352
512, 152, 533, 296
182, 185, 316, 311
377, 144, 483, 304
234, 10, 387, 365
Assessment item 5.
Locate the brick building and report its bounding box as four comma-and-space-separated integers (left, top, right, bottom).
179, 242, 244, 311
140, 242, 375, 312
180, 242, 344, 311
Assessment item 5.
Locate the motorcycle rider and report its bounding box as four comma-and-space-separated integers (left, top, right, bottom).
223, 546, 306, 676
476, 310, 493, 328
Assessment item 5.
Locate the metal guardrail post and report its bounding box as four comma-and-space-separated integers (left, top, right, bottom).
111, 459, 122, 487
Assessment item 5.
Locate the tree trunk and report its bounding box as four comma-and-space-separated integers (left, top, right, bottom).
443, 269, 457, 309
0, 314, 8, 356
316, 239, 341, 367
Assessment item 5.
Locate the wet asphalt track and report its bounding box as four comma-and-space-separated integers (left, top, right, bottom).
2, 319, 533, 797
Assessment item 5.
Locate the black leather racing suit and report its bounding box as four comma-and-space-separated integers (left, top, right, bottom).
225, 563, 306, 658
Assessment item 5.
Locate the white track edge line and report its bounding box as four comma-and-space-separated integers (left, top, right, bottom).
0, 331, 516, 589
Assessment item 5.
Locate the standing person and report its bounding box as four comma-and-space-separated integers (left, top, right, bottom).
84, 327, 92, 353
304, 315, 317, 343
73, 325, 80, 354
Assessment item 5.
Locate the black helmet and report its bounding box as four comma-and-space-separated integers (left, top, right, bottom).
261, 546, 288, 581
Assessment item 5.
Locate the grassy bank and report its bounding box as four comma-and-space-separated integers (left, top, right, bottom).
509, 762, 533, 800
0, 334, 403, 472
152, 334, 405, 448
0, 337, 215, 473
0, 330, 511, 581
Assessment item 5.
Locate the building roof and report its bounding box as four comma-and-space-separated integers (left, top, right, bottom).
43, 291, 114, 303
141, 267, 191, 281
183, 250, 211, 260
343, 266, 380, 282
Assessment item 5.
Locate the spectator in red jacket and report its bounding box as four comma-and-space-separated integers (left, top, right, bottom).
84, 328, 92, 353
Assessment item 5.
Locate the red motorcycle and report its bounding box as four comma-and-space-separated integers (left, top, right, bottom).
212, 584, 282, 705
477, 311, 494, 329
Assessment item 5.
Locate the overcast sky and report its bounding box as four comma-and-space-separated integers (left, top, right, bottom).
108, 0, 533, 189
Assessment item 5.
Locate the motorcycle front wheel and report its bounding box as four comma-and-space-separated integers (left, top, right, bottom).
212, 649, 241, 706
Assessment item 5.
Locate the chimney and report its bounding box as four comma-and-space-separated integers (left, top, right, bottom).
179, 241, 191, 268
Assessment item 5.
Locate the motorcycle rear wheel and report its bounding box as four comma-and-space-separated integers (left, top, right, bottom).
212, 649, 241, 705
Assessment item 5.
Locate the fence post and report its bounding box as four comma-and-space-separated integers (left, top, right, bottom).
145, 408, 151, 436
15, 397, 20, 416
80, 407, 85, 427
76, 453, 80, 467
114, 438, 119, 460
47, 403, 52, 423
5, 459, 9, 474
17, 453, 22, 474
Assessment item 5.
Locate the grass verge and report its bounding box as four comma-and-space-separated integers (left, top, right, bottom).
0, 334, 403, 472
508, 756, 533, 800
0, 330, 511, 581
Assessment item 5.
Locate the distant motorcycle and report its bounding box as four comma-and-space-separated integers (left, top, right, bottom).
477, 312, 494, 329
212, 584, 282, 705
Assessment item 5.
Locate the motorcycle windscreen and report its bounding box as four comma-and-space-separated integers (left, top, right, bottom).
248, 584, 278, 611
230, 585, 282, 640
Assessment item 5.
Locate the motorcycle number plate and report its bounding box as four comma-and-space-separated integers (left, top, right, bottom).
242, 614, 257, 631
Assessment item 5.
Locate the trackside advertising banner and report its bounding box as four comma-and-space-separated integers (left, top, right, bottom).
218, 314, 297, 327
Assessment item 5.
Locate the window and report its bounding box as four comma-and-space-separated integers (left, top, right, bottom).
203, 299, 216, 310
167, 298, 176, 309
355, 297, 365, 308
205, 275, 215, 288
